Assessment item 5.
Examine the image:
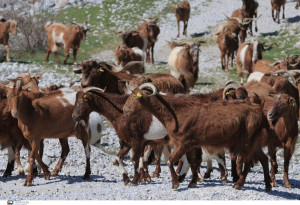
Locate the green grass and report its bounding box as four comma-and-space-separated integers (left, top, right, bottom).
258, 24, 300, 61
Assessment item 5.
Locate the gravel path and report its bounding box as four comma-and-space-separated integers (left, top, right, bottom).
0, 0, 300, 200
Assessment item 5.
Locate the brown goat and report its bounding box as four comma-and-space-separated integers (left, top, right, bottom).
236, 40, 277, 83
251, 94, 298, 188
216, 27, 239, 71
74, 61, 185, 94
169, 0, 190, 37
123, 83, 272, 191
72, 88, 170, 186
0, 19, 17, 62
114, 45, 144, 67
242, 0, 259, 33
115, 17, 160, 63
45, 22, 89, 65
231, 9, 251, 43
6, 85, 103, 186
271, 0, 286, 24
168, 41, 204, 91
296, 0, 300, 9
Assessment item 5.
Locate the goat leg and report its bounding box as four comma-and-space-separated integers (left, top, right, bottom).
152, 144, 163, 178
52, 138, 70, 176
5, 45, 10, 62
167, 146, 186, 189
131, 147, 142, 186
283, 146, 293, 189
256, 149, 272, 192
82, 139, 91, 180
204, 159, 213, 179
186, 150, 198, 188
3, 146, 15, 177
269, 149, 278, 187
177, 20, 180, 37
45, 48, 51, 62
230, 153, 239, 182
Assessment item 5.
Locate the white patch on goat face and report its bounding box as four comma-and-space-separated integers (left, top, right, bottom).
168, 46, 184, 79
56, 88, 76, 107
52, 30, 65, 52
88, 111, 104, 146
179, 154, 189, 176
142, 38, 148, 51
143, 115, 168, 140
240, 45, 249, 67
116, 157, 127, 174
7, 147, 15, 163
132, 47, 145, 61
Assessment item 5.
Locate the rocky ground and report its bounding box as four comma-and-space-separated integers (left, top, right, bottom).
0, 0, 300, 200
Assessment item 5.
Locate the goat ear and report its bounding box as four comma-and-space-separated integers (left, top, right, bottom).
131, 30, 139, 36
6, 21, 10, 30
289, 97, 296, 106
35, 73, 44, 79
75, 25, 80, 32
73, 69, 82, 74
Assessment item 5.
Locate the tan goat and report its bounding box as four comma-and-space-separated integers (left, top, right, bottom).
0, 19, 17, 62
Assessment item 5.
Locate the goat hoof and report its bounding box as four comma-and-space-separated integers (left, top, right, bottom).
152, 173, 159, 178
83, 175, 90, 180
178, 174, 186, 183
17, 170, 25, 176
204, 172, 211, 179
140, 178, 146, 183
266, 184, 272, 192
3, 171, 12, 178
146, 177, 151, 182
188, 182, 197, 188
172, 182, 179, 190
284, 183, 292, 189
197, 177, 205, 183
24, 178, 33, 186
233, 183, 243, 190
130, 182, 138, 186
129, 175, 133, 179
271, 181, 278, 187
221, 179, 228, 184
112, 160, 119, 166
51, 171, 59, 176
123, 174, 130, 186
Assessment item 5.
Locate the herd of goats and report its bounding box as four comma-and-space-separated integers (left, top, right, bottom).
0, 0, 300, 193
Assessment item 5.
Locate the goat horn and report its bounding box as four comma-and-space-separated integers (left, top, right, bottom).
35, 73, 44, 79
263, 43, 278, 50
136, 16, 148, 22
262, 60, 282, 67
290, 62, 300, 67
230, 17, 242, 24
223, 81, 243, 100
82, 86, 106, 93
138, 83, 157, 97
290, 54, 299, 60
287, 70, 300, 76
222, 13, 230, 20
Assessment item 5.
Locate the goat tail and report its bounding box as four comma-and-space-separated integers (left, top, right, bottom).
44, 21, 52, 31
